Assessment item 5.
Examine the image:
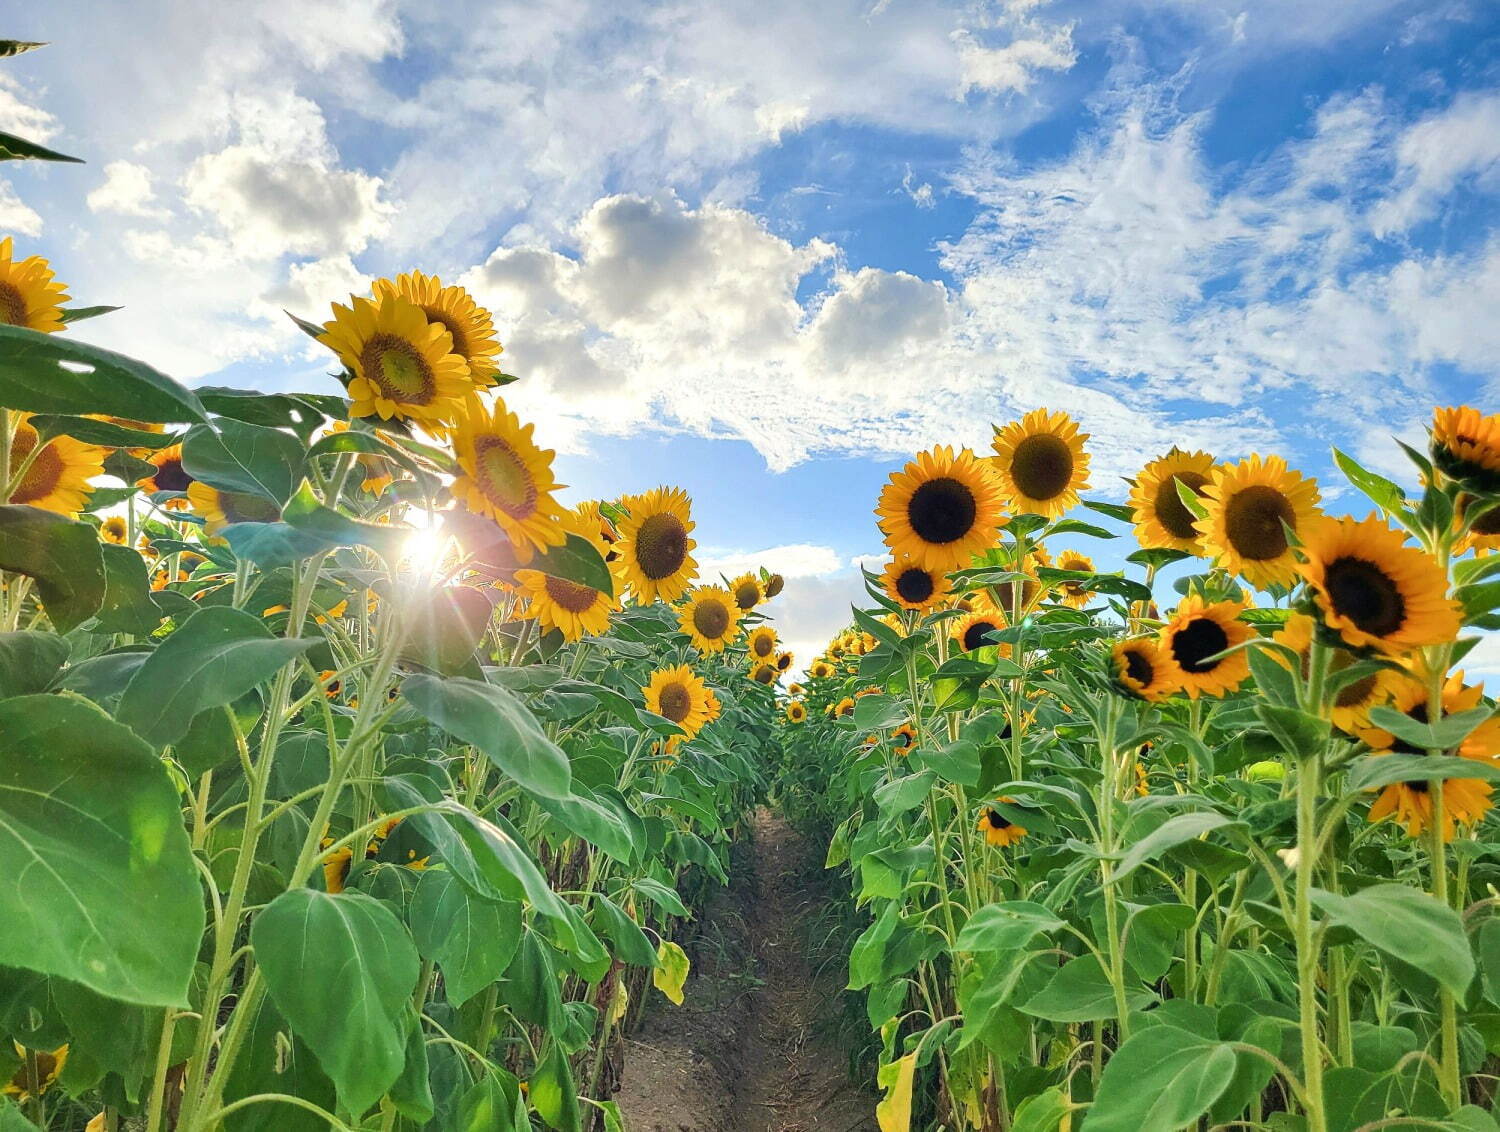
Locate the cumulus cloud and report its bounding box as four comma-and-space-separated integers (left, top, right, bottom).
1371, 91, 1500, 236
0, 179, 42, 236
87, 161, 165, 218
696, 543, 845, 581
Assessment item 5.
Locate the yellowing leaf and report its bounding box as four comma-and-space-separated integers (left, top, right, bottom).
652, 940, 689, 1005
609, 979, 630, 1025
876, 1052, 917, 1132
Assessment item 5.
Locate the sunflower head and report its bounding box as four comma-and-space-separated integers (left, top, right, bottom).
617, 486, 698, 605
833, 696, 857, 718
750, 662, 778, 685
186, 482, 279, 535
880, 556, 953, 611
677, 585, 742, 653
1272, 612, 1403, 733
1054, 550, 1094, 608
372, 270, 504, 386
1197, 455, 1321, 589
746, 625, 779, 664
1128, 449, 1217, 553
137, 443, 195, 495
513, 568, 617, 642
764, 572, 785, 598
643, 664, 713, 739
1157, 595, 1254, 699
0, 238, 69, 333
451, 396, 566, 563
990, 409, 1090, 519
952, 610, 1006, 654
1109, 638, 1176, 702
1457, 495, 1500, 554
978, 801, 1028, 848
3, 1044, 68, 1103
320, 293, 473, 424
730, 573, 764, 611
775, 651, 794, 672
6, 413, 104, 515
890, 723, 918, 754
786, 701, 807, 723
877, 446, 1008, 572
1432, 406, 1500, 494
810, 659, 835, 679
99, 515, 129, 545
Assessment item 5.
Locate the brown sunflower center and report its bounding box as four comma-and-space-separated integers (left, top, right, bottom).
0, 282, 29, 327
1171, 617, 1229, 673
472, 437, 537, 518
1466, 497, 1500, 536
734, 581, 759, 609
907, 476, 977, 544
9, 426, 63, 506
1223, 485, 1294, 561
1123, 647, 1154, 687
1010, 434, 1074, 501
424, 306, 471, 358
894, 728, 914, 748
986, 809, 1012, 830
221, 492, 280, 524
1323, 556, 1406, 638
152, 455, 194, 492
765, 573, 785, 597
634, 512, 688, 580
753, 665, 775, 684
361, 334, 436, 404
657, 681, 692, 723
543, 574, 599, 613
753, 633, 774, 658
1153, 471, 1208, 539
963, 619, 999, 652
692, 598, 731, 639
895, 566, 935, 603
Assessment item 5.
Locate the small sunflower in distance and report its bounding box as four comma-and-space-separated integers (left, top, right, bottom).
786, 701, 807, 723
678, 585, 742, 653
616, 487, 698, 604
373, 270, 503, 387
775, 651, 794, 673
952, 610, 1005, 653
1129, 449, 1217, 553
512, 569, 617, 641
0, 238, 69, 333
990, 409, 1090, 519
764, 572, 785, 598
1296, 515, 1460, 655
879, 556, 953, 612
6, 414, 105, 514
978, 802, 1027, 848
1055, 550, 1094, 608
99, 516, 128, 544
877, 446, 1008, 573
643, 664, 713, 740
746, 626, 779, 665
185, 483, 280, 535
1196, 455, 1321, 589
750, 662, 777, 685
833, 696, 856, 718
1431, 406, 1500, 494
137, 444, 195, 495
451, 396, 567, 563
891, 724, 918, 754
730, 573, 764, 612
788, 682, 805, 696
810, 659, 835, 679
319, 294, 471, 424
1109, 638, 1176, 702
1158, 595, 1254, 699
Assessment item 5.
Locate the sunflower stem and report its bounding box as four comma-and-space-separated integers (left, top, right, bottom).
1294, 743, 1327, 1132
1095, 695, 1132, 1040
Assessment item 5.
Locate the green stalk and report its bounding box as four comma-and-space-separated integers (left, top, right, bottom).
1293, 745, 1327, 1132
1429, 785, 1462, 1107
1095, 697, 1131, 1039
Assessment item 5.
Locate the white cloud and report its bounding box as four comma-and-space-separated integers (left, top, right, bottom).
1372, 91, 1500, 236
954, 22, 1077, 95
0, 72, 59, 143
696, 543, 844, 581
0, 179, 42, 236
87, 161, 165, 218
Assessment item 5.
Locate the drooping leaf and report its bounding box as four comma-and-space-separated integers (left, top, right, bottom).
529, 1041, 582, 1132
652, 940, 690, 1005
408, 870, 522, 1006
1311, 884, 1474, 999
1081, 1025, 1237, 1132
0, 505, 106, 632
0, 324, 205, 422
875, 1052, 917, 1132
0, 630, 68, 698
181, 419, 304, 503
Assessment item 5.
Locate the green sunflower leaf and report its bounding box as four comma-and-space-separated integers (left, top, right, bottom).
0, 325, 205, 422
0, 129, 82, 162
529, 532, 614, 598
409, 870, 522, 1007
0, 504, 106, 633
181, 419, 304, 504
0, 630, 68, 698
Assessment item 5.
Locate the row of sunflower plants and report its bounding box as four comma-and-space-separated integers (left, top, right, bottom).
775, 407, 1500, 1131
0, 236, 793, 1131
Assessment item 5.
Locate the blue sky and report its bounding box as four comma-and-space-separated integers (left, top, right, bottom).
3, 0, 1498, 661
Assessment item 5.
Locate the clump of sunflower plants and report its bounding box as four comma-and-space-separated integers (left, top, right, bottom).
778, 407, 1500, 1131
0, 223, 789, 1128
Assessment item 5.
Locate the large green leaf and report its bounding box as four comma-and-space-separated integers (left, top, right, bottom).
591, 894, 659, 968
251, 889, 420, 1116
0, 505, 106, 632
0, 324, 205, 422
116, 606, 318, 747
1112, 812, 1245, 884
220, 993, 337, 1132
0, 695, 201, 1005
1311, 884, 1474, 999
1019, 955, 1151, 1022
0, 630, 68, 698
955, 901, 1064, 953
280, 479, 409, 557
408, 870, 522, 1006
528, 532, 613, 597
95, 542, 163, 635
1081, 1025, 1237, 1132
181, 419, 304, 503
0, 130, 81, 162
530, 1040, 582, 1132
402, 674, 572, 799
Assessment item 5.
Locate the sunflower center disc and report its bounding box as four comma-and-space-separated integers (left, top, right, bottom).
987, 810, 1010, 830
0, 283, 27, 327
658, 683, 691, 723
635, 513, 688, 579
221, 492, 280, 525
1172, 617, 1229, 673
735, 582, 758, 609
474, 437, 537, 518
907, 477, 977, 544
962, 620, 997, 652
544, 575, 599, 613
1124, 648, 1154, 686
1324, 556, 1406, 637
895, 567, 934, 603
364, 334, 435, 403
693, 599, 730, 639
8, 427, 62, 506
153, 456, 194, 492
754, 665, 775, 684
754, 635, 773, 658
1155, 472, 1207, 539
1010, 434, 1074, 501
1224, 484, 1295, 560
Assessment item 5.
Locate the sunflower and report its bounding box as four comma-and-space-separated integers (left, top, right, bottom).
570, 500, 621, 563
990, 409, 1090, 519
788, 682, 805, 697
318, 670, 343, 699
1055, 550, 1094, 608
616, 486, 698, 604
810, 659, 835, 680
1296, 516, 1460, 655
137, 443, 196, 495
1128, 449, 1217, 553
3, 1043, 68, 1102
745, 626, 779, 666
319, 294, 472, 424
1358, 666, 1500, 759
1158, 596, 1254, 698
977, 802, 1028, 848
1110, 638, 1176, 702
6, 413, 104, 514
0, 238, 68, 333
952, 610, 1005, 654
643, 664, 713, 739
1456, 494, 1500, 556
833, 697, 857, 718
1272, 612, 1404, 732
879, 556, 953, 612
99, 515, 128, 544
730, 573, 764, 612
1431, 406, 1500, 494
372, 270, 504, 386
1196, 455, 1321, 589
451, 396, 567, 563
678, 585, 742, 653
750, 662, 778, 685
877, 445, 1008, 572
764, 573, 785, 598
891, 724, 918, 754
513, 568, 617, 641
186, 482, 279, 535
775, 651, 794, 672
786, 701, 807, 723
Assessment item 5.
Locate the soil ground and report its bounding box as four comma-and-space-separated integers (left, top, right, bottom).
613, 808, 878, 1132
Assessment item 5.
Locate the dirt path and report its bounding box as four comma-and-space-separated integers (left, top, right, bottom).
613, 808, 878, 1132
